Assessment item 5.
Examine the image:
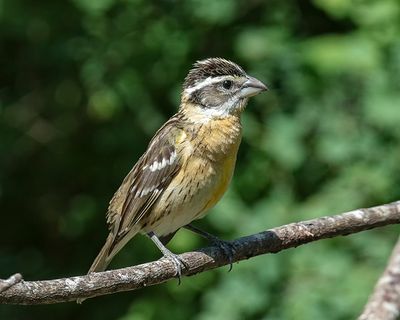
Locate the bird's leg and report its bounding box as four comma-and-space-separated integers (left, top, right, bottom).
147, 231, 188, 284
184, 224, 236, 271
158, 230, 178, 246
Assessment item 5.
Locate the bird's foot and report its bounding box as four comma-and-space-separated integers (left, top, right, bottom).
183, 224, 236, 271
208, 237, 236, 272
162, 251, 189, 284
147, 231, 189, 284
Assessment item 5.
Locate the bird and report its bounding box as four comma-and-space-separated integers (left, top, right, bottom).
83, 57, 267, 285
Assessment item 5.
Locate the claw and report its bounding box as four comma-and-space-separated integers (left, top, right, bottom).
210, 238, 236, 271
147, 231, 188, 284
183, 224, 236, 271
163, 251, 188, 284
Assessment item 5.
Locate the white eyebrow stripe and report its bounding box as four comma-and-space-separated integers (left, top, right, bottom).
184, 76, 226, 95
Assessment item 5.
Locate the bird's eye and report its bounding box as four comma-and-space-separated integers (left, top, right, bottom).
222, 80, 233, 90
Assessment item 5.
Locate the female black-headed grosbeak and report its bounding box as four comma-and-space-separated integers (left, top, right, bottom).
86, 57, 267, 279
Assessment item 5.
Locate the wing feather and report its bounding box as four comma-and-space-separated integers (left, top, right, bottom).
106, 115, 184, 243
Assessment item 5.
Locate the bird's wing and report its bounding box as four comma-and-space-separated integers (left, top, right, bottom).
106, 116, 184, 242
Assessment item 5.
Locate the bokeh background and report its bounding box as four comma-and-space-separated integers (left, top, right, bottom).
1, 0, 400, 319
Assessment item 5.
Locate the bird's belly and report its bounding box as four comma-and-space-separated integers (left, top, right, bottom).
142, 154, 237, 237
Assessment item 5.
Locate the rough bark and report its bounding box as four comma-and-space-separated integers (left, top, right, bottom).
1, 201, 399, 305
358, 236, 400, 320
0, 274, 22, 293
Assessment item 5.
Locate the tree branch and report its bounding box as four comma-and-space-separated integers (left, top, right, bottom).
358, 236, 400, 320
1, 201, 399, 305
0, 274, 22, 293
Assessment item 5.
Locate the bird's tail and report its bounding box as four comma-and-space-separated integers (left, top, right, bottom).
77, 228, 140, 304
87, 233, 116, 274
76, 234, 117, 304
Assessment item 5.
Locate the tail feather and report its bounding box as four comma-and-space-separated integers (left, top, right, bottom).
76, 234, 116, 304
77, 228, 140, 304
87, 233, 116, 274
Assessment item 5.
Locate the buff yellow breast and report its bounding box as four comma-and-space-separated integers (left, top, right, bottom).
144, 114, 242, 237
190, 113, 242, 214
199, 146, 239, 214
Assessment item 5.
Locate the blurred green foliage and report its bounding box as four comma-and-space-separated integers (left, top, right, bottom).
1, 0, 400, 319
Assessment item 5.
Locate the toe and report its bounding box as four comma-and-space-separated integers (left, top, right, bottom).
165, 253, 188, 284
215, 241, 235, 271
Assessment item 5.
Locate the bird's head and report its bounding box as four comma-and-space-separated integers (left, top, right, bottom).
180, 58, 267, 118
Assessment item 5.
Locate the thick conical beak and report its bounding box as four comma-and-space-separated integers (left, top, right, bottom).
239, 76, 268, 98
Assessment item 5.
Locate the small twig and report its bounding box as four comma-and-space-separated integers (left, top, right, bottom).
358, 236, 400, 320
0, 201, 399, 305
0, 274, 23, 293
